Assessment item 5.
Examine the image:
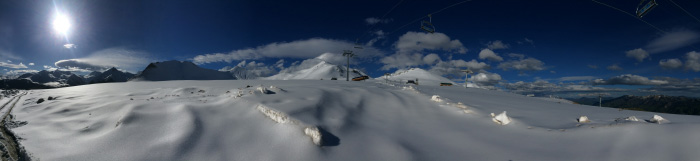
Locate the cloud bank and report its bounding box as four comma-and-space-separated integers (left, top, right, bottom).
193, 38, 384, 65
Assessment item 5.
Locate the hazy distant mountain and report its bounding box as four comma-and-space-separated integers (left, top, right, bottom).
568, 97, 615, 106
129, 60, 235, 81
88, 67, 136, 83
599, 95, 700, 115
17, 70, 85, 87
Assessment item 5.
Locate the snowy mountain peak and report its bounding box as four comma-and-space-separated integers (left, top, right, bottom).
265, 58, 367, 80
381, 68, 455, 86
130, 60, 235, 81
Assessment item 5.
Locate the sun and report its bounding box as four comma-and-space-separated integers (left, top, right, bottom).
52, 13, 71, 36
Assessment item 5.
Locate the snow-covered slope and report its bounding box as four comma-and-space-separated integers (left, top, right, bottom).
129, 60, 235, 81
265, 58, 366, 80
11, 80, 700, 160
380, 68, 455, 86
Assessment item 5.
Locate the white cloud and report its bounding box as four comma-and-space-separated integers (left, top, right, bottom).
686, 51, 700, 72
395, 32, 467, 54
0, 62, 27, 69
63, 43, 76, 49
607, 64, 623, 71
486, 40, 509, 50
28, 62, 34, 66
478, 49, 503, 62
380, 53, 426, 70
54, 47, 154, 72
193, 38, 383, 64
659, 59, 683, 69
497, 56, 545, 72
422, 53, 441, 65
366, 30, 386, 47
57, 67, 92, 73
592, 74, 668, 85
472, 72, 502, 86
429, 59, 490, 79
646, 30, 700, 53
625, 48, 649, 62
6, 60, 10, 63
365, 17, 391, 25
5, 69, 38, 75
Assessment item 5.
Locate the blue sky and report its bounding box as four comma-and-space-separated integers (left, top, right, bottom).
1, 0, 699, 97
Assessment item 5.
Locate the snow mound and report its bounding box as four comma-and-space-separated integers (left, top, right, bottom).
255, 86, 274, 94
648, 115, 670, 124
257, 104, 296, 124
577, 116, 590, 123
304, 127, 322, 146
431, 95, 442, 102
491, 111, 512, 125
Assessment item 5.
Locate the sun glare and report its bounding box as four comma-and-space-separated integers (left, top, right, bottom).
52, 13, 71, 36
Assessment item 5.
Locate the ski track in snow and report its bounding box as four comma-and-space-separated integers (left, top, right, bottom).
7, 80, 700, 161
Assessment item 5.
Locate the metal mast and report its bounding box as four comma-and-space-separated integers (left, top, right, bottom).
343, 50, 354, 81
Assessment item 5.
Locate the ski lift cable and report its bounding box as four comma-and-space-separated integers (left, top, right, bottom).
355, 0, 405, 45
386, 0, 472, 36
590, 0, 667, 34
667, 0, 700, 24
592, 0, 700, 51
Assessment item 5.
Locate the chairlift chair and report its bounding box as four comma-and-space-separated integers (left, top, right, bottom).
420, 14, 436, 33
636, 0, 658, 18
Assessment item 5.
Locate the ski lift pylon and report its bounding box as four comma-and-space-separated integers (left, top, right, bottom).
636, 0, 658, 18
420, 14, 435, 34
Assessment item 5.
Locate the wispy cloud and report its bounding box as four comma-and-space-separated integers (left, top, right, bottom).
54, 47, 154, 72
646, 30, 699, 54
0, 62, 27, 69
486, 40, 509, 50
607, 64, 623, 71
0, 49, 21, 60
193, 38, 384, 65
558, 76, 596, 82
395, 32, 467, 54
497, 55, 546, 72
365, 17, 392, 25
592, 74, 668, 85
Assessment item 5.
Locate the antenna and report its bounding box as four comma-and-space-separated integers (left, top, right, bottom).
461, 69, 473, 88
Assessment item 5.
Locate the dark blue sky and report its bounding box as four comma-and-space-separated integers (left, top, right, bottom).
1, 0, 699, 97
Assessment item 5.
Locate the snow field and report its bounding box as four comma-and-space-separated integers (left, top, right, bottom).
8, 80, 700, 160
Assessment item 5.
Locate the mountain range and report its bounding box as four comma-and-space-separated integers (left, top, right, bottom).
571, 95, 700, 115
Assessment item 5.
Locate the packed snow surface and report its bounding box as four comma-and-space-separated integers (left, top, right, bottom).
11, 80, 700, 160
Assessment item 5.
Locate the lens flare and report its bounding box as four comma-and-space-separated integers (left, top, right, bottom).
52, 13, 71, 36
